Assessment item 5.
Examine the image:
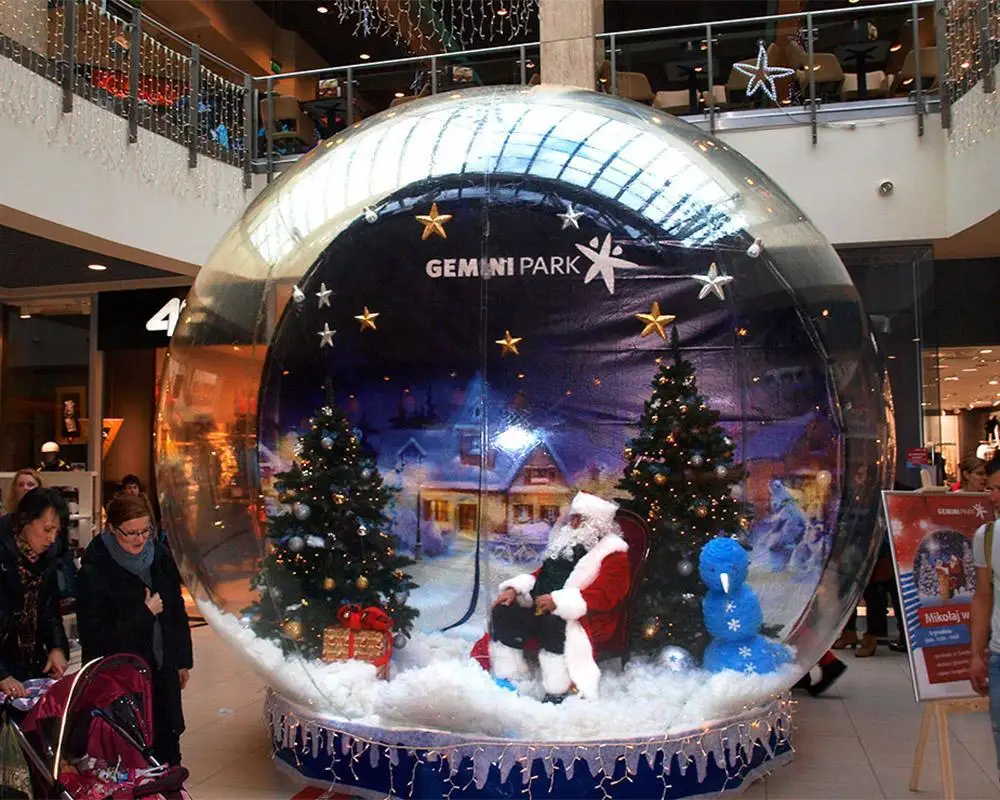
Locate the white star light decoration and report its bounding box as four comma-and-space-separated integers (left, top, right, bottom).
318, 323, 336, 348
316, 283, 332, 308
692, 262, 734, 301
734, 41, 796, 103
557, 201, 585, 230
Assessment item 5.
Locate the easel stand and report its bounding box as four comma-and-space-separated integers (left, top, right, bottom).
910, 696, 989, 800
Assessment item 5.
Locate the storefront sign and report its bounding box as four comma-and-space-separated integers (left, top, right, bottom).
883, 491, 992, 701
97, 287, 189, 350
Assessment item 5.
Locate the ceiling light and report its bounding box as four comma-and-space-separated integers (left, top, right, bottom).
991, 380, 1000, 385
848, 0, 860, 4
317, 4, 329, 12
496, 6, 509, 15
890, 42, 902, 52
962, 368, 978, 372
525, 60, 535, 69
394, 91, 405, 98
87, 263, 107, 271
981, 349, 993, 354
19, 312, 30, 319
359, 53, 371, 60
945, 376, 959, 381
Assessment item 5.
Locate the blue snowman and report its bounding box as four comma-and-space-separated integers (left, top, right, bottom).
699, 537, 791, 675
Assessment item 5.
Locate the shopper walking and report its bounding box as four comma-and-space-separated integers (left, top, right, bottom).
0, 488, 70, 697
76, 493, 193, 765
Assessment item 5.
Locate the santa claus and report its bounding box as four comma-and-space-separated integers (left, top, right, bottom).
490, 491, 630, 701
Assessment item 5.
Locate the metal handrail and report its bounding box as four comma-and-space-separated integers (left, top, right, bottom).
249, 41, 538, 84
595, 0, 935, 41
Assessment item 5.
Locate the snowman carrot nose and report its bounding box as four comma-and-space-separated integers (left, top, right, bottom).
720, 573, 730, 594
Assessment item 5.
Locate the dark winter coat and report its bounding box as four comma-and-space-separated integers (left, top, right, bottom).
76, 534, 193, 673
0, 516, 70, 681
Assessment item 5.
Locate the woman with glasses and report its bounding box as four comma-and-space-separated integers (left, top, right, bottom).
76, 493, 193, 765
0, 487, 70, 699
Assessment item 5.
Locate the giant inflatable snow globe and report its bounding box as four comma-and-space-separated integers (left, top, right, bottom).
156, 86, 893, 798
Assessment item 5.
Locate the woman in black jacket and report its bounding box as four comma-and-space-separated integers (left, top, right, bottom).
76, 493, 193, 765
0, 487, 70, 697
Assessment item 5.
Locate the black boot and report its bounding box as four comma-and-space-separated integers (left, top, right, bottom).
808, 658, 847, 696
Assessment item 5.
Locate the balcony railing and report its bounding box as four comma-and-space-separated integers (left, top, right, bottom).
0, 0, 252, 184
2, 0, 987, 183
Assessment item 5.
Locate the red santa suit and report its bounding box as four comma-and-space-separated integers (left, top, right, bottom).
490, 493, 630, 698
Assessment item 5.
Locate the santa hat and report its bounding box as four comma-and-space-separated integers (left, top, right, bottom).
568, 492, 618, 525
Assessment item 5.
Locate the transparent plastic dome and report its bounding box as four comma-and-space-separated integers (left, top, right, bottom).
156, 86, 893, 738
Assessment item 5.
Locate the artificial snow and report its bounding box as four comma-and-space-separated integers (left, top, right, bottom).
200, 600, 796, 741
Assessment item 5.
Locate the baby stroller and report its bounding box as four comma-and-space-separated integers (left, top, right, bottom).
3, 654, 190, 800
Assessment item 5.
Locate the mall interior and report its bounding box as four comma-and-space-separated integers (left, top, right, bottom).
0, 0, 999, 797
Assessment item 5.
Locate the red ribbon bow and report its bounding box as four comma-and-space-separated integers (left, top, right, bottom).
337, 604, 393, 632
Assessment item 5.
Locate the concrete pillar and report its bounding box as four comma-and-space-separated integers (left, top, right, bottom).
539, 0, 604, 89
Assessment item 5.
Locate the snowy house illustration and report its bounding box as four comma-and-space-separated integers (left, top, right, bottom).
740, 412, 836, 519
376, 374, 578, 536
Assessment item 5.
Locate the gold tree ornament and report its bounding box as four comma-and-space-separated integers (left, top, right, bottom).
356, 575, 370, 590
495, 330, 523, 357
635, 301, 676, 340
281, 619, 304, 640
322, 577, 337, 591
354, 307, 380, 331
415, 202, 453, 240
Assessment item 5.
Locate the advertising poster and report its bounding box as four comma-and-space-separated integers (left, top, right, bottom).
883, 491, 993, 701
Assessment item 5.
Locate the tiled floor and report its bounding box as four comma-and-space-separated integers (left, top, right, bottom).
181, 626, 999, 799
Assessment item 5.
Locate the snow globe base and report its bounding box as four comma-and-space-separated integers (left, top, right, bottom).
265, 688, 793, 799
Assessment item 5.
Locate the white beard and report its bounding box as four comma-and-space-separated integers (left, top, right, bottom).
543, 517, 615, 560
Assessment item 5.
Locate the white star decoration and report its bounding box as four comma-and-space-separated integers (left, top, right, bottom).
727, 618, 741, 632
725, 601, 737, 613
692, 262, 734, 301
316, 283, 332, 308
739, 646, 752, 658
317, 323, 336, 347
734, 41, 796, 103
575, 233, 638, 295
557, 201, 585, 230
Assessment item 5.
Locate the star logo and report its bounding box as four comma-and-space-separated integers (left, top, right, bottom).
727, 618, 741, 632
973, 502, 989, 520
575, 233, 638, 295
691, 262, 734, 301
634, 301, 676, 340
317, 323, 336, 348
316, 283, 332, 308
415, 202, 452, 240
734, 42, 795, 103
354, 307, 380, 332
495, 330, 523, 357
557, 201, 585, 230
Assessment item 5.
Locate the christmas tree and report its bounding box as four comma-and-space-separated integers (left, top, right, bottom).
246, 401, 418, 658
618, 328, 748, 659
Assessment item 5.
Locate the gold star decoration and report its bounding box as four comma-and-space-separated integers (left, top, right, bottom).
415, 202, 452, 240
354, 306, 380, 332
495, 330, 523, 357
634, 301, 676, 340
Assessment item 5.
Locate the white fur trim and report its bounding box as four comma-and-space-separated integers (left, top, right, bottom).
568, 492, 619, 525
564, 533, 628, 592
489, 641, 529, 681
538, 649, 572, 695
498, 573, 536, 606
564, 621, 601, 698
550, 588, 587, 621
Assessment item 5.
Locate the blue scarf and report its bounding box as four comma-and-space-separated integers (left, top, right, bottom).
101, 530, 162, 667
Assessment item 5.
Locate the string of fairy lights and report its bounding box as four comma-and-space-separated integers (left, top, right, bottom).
329, 0, 538, 49
945, 0, 1000, 153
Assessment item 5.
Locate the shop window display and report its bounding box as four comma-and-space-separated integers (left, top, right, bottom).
156, 87, 893, 797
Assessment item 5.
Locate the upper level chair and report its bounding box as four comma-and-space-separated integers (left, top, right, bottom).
890, 48, 938, 95
597, 61, 655, 104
